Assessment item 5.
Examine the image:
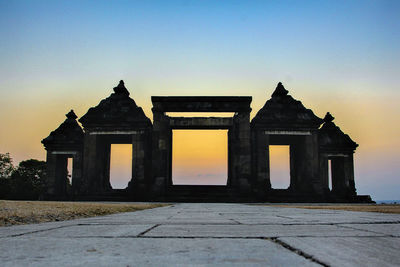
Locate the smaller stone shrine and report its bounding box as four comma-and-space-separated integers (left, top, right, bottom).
42, 110, 84, 198
42, 80, 373, 202
318, 112, 359, 199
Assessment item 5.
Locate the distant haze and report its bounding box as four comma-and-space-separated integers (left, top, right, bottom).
172, 130, 228, 185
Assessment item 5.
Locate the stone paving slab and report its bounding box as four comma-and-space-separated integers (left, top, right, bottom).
0, 220, 78, 238
278, 237, 400, 267
144, 224, 381, 238
282, 214, 400, 224
338, 223, 400, 237
1, 203, 400, 266
27, 224, 155, 238
0, 237, 319, 267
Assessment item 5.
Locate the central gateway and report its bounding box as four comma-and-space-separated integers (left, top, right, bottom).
151, 96, 252, 201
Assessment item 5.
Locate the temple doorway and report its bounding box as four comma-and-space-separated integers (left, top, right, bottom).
172, 130, 228, 185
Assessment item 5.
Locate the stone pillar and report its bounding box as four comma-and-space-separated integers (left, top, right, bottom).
151, 111, 170, 197
143, 128, 153, 185
132, 133, 145, 183
296, 132, 323, 195
71, 151, 83, 196
130, 131, 148, 198
45, 152, 58, 197
318, 153, 330, 193
82, 133, 111, 193
82, 132, 101, 193
55, 155, 68, 198
344, 153, 356, 196
331, 157, 345, 195
289, 142, 305, 191
101, 142, 111, 191
289, 144, 298, 190
251, 129, 270, 198
232, 111, 251, 194
227, 127, 235, 186
331, 155, 356, 198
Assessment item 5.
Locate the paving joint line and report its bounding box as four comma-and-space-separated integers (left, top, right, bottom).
341, 221, 400, 224
336, 224, 398, 237
29, 235, 399, 239
137, 224, 160, 237
56, 221, 400, 227
139, 236, 272, 239
269, 237, 330, 267
1, 224, 77, 238
107, 235, 388, 239
74, 236, 273, 239
228, 219, 242, 224
276, 215, 294, 219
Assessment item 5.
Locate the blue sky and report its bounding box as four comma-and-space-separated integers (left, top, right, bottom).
1, 0, 399, 90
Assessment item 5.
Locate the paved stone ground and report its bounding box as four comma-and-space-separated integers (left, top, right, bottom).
1, 203, 400, 266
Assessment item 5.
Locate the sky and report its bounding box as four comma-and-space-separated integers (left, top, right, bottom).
0, 0, 399, 200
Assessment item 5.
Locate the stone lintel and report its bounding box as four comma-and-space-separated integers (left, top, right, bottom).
264, 130, 311, 135
152, 96, 252, 112
51, 151, 77, 155
89, 130, 145, 135
169, 117, 233, 129
320, 147, 356, 154
326, 153, 350, 157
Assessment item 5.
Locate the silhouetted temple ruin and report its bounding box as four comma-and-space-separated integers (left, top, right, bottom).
42, 81, 372, 202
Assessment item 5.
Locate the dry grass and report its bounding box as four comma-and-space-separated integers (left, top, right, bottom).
275, 204, 400, 214
0, 200, 168, 227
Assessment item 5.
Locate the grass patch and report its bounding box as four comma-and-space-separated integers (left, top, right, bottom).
0, 200, 168, 227
274, 204, 400, 214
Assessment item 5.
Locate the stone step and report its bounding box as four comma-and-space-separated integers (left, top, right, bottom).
164, 185, 251, 202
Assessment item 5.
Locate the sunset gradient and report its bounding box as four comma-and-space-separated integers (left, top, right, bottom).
0, 0, 399, 200
173, 130, 228, 185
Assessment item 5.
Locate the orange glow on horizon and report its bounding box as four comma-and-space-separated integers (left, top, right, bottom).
110, 144, 132, 189
269, 145, 290, 189
172, 130, 228, 185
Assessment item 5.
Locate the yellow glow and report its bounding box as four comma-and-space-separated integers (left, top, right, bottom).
167, 112, 235, 117
1, 81, 399, 201
110, 144, 132, 189
67, 158, 73, 184
172, 130, 227, 185
269, 145, 290, 189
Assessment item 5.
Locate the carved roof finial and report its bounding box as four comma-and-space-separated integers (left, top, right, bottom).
66, 110, 78, 120
323, 112, 335, 123
271, 82, 289, 97
113, 80, 130, 96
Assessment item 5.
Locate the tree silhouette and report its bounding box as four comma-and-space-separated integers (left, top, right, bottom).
0, 153, 14, 198
0, 153, 14, 178
0, 154, 47, 200
9, 159, 47, 200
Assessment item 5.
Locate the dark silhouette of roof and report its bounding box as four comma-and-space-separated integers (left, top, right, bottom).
79, 80, 151, 130
318, 112, 358, 152
42, 110, 84, 150
251, 82, 323, 129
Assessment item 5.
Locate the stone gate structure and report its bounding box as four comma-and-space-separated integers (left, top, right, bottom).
42, 81, 372, 202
